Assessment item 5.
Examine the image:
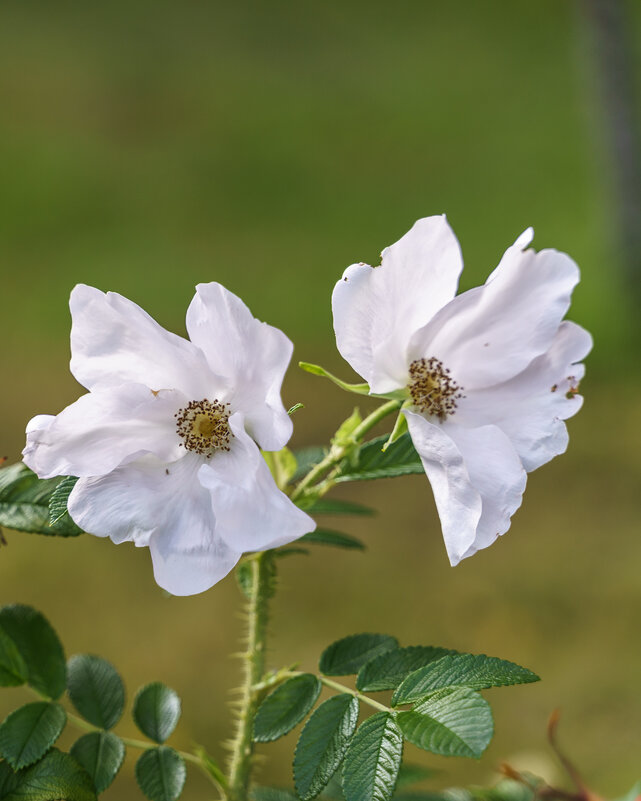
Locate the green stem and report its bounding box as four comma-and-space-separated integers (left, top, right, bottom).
281, 671, 391, 715
227, 552, 273, 801
290, 399, 401, 502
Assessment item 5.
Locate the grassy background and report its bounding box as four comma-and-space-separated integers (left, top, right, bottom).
1, 1, 640, 797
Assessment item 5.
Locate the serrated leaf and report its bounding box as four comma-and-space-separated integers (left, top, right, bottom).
357, 647, 457, 692
135, 747, 186, 801
0, 607, 65, 700
319, 771, 346, 800
0, 464, 82, 537
395, 763, 438, 789
252, 789, 299, 801
48, 476, 79, 527
254, 674, 321, 742
2, 749, 96, 801
396, 688, 493, 758
134, 683, 181, 744
335, 434, 423, 483
342, 712, 403, 801
305, 499, 375, 516
320, 634, 399, 676
67, 655, 125, 730
0, 760, 20, 797
0, 627, 28, 688
300, 530, 365, 551
0, 703, 66, 770
392, 654, 539, 706
70, 732, 125, 794
294, 694, 359, 801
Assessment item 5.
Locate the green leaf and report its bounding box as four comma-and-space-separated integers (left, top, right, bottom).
320, 634, 399, 676
298, 363, 370, 395
306, 499, 375, 516
342, 712, 403, 801
291, 447, 327, 483
396, 688, 493, 758
391, 654, 539, 706
2, 749, 96, 801
0, 760, 20, 798
332, 409, 363, 449
252, 789, 299, 801
135, 747, 186, 801
395, 763, 438, 789
0, 703, 66, 770
48, 476, 79, 527
70, 732, 125, 793
0, 464, 81, 537
300, 530, 365, 551
67, 655, 125, 730
0, 627, 28, 688
336, 434, 423, 483
0, 607, 66, 700
254, 674, 321, 742
357, 647, 457, 692
133, 683, 181, 744
294, 694, 359, 801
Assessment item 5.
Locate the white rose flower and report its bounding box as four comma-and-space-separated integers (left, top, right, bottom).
23, 283, 315, 595
332, 216, 591, 565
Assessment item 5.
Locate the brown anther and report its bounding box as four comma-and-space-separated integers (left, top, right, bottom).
175, 399, 232, 457
408, 357, 464, 420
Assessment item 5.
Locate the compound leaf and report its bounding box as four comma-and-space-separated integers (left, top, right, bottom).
67, 655, 125, 730
320, 634, 398, 676
135, 747, 186, 801
70, 732, 125, 794
0, 704, 66, 770
133, 684, 181, 744
254, 674, 321, 742
357, 647, 456, 693
342, 712, 402, 801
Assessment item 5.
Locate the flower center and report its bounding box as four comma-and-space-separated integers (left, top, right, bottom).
408, 357, 464, 420
175, 399, 232, 457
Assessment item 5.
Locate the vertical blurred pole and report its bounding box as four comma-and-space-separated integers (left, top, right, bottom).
581, 0, 641, 307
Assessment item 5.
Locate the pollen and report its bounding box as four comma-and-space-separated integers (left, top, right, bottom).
408, 357, 464, 420
175, 399, 232, 457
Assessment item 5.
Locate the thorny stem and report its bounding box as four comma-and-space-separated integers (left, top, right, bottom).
290, 399, 402, 502
227, 552, 272, 801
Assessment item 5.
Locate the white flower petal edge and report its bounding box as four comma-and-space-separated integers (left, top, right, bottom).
332, 216, 463, 394
198, 414, 314, 552
26, 282, 315, 595
333, 218, 591, 564
186, 283, 293, 451
67, 454, 242, 596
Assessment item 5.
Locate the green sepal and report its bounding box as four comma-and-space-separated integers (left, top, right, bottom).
135, 747, 186, 801
332, 409, 363, 451
0, 703, 66, 770
254, 674, 321, 743
70, 732, 125, 794
320, 634, 399, 677
0, 606, 66, 700
396, 687, 494, 758
342, 712, 403, 801
298, 363, 370, 396
294, 694, 359, 801
0, 464, 81, 537
381, 412, 408, 452
66, 655, 125, 730
133, 683, 181, 744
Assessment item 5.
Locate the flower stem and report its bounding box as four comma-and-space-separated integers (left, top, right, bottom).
227, 552, 273, 801
290, 399, 401, 502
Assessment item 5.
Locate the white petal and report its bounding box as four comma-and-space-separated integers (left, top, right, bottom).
403, 410, 481, 565
198, 414, 316, 552
70, 284, 213, 397
455, 321, 592, 471
23, 384, 185, 479
332, 216, 463, 393
410, 237, 580, 390
68, 453, 241, 595
185, 283, 294, 451
404, 411, 526, 565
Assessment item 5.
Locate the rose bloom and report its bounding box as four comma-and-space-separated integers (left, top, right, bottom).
24, 283, 315, 595
332, 216, 591, 564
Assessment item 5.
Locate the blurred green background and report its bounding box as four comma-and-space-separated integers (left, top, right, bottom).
1, 1, 640, 797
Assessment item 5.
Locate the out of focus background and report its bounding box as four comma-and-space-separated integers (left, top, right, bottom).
1, 1, 640, 797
